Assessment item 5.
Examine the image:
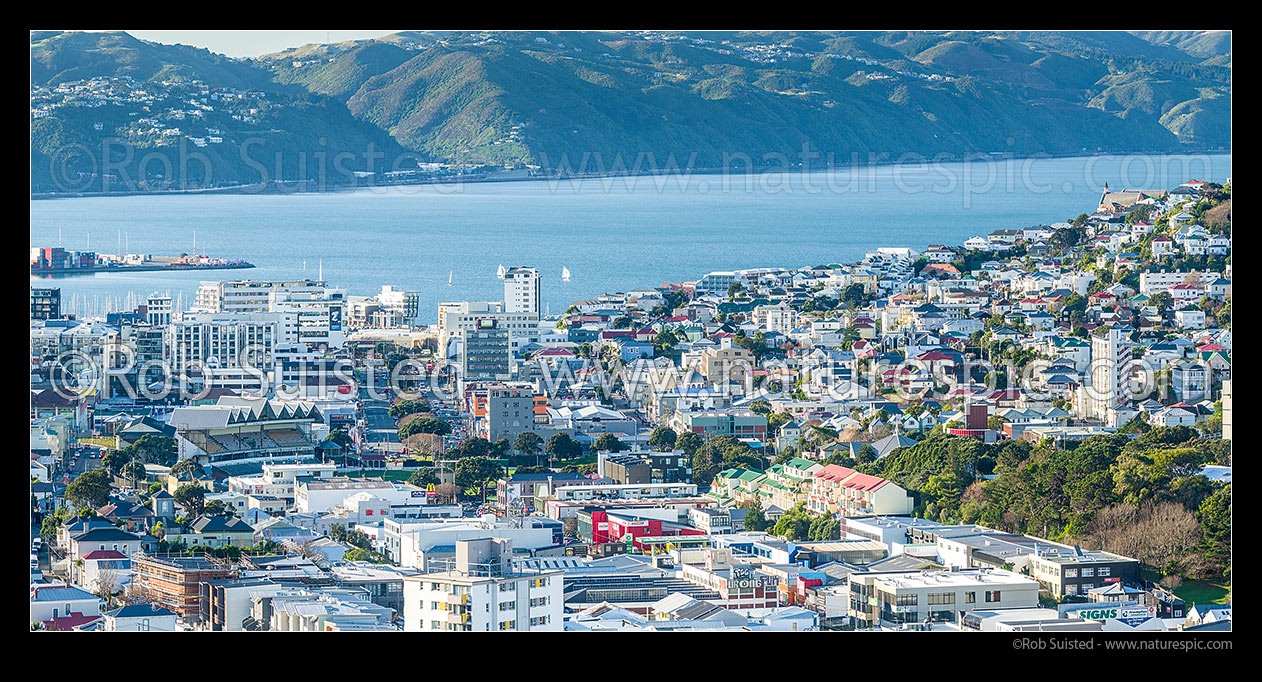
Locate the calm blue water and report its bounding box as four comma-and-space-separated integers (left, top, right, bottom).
31, 153, 1231, 322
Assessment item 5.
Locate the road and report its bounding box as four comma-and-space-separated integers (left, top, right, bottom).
359, 386, 400, 446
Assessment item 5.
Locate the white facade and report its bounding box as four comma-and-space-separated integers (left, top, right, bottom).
503, 267, 542, 317
403, 571, 562, 632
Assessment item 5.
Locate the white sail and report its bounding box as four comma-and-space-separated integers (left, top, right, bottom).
562, 266, 571, 282
448, 271, 453, 287
497, 264, 506, 278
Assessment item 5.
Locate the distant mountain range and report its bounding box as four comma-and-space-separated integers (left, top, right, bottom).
31, 30, 1230, 193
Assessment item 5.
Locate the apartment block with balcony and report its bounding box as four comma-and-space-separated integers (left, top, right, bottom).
807, 465, 913, 517
402, 538, 562, 632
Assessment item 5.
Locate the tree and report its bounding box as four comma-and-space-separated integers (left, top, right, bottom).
1197, 485, 1231, 580
449, 437, 493, 459
169, 458, 205, 480
771, 504, 814, 541
514, 431, 543, 456
675, 432, 704, 456
389, 399, 431, 419
344, 547, 392, 564
592, 433, 628, 453
647, 427, 677, 451
408, 467, 441, 487
514, 431, 545, 465
493, 438, 512, 458
204, 500, 230, 517
324, 429, 353, 452
546, 433, 583, 465
743, 497, 769, 532
94, 568, 121, 598
121, 460, 147, 482
398, 416, 451, 440
652, 329, 680, 357
173, 484, 207, 517
455, 457, 503, 503
65, 469, 112, 510
101, 449, 129, 476
435, 482, 461, 504
808, 514, 841, 541
131, 434, 177, 467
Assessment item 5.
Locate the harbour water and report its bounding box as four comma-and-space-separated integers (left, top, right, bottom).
30, 153, 1231, 322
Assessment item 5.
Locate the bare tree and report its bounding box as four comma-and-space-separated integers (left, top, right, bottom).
435, 482, 461, 505
95, 568, 120, 600
1084, 501, 1203, 577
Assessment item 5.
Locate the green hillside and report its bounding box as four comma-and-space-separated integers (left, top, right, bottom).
31, 30, 1230, 192
30, 31, 406, 193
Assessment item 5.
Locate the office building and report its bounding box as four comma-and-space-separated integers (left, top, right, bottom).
31, 287, 61, 320
848, 567, 1040, 628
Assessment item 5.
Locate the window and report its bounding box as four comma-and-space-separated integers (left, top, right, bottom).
985, 591, 1001, 603
1064, 568, 1078, 578
1081, 567, 1094, 577
965, 592, 975, 604
1097, 567, 1111, 577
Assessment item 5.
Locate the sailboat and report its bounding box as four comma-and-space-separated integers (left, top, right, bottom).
561, 266, 571, 282
448, 271, 453, 287
497, 264, 506, 279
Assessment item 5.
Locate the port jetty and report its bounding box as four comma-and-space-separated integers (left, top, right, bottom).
31, 249, 254, 277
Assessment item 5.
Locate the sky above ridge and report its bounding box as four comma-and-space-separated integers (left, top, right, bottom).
111, 31, 402, 58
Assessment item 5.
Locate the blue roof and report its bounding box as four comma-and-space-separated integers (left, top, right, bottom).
106, 603, 175, 619
32, 585, 97, 602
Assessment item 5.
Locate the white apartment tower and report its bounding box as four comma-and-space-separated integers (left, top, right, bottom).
1081, 328, 1137, 424
146, 293, 173, 327
378, 285, 421, 327
402, 538, 562, 632
503, 267, 542, 317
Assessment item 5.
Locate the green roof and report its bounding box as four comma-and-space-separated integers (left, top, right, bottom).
785, 457, 818, 470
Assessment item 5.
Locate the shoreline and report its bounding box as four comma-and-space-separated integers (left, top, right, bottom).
30, 148, 1230, 201
31, 263, 255, 277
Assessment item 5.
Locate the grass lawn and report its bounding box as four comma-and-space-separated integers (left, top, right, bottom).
1174, 579, 1231, 606
1142, 568, 1231, 606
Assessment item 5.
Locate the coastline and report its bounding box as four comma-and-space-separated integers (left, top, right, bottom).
30, 148, 1230, 201
31, 263, 255, 277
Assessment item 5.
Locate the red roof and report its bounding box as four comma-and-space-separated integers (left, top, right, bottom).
814, 464, 857, 482
840, 473, 890, 492
41, 613, 102, 631
82, 550, 127, 560
534, 348, 575, 357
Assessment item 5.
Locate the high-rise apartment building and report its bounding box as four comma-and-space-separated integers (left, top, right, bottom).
402, 538, 562, 632
503, 267, 541, 317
